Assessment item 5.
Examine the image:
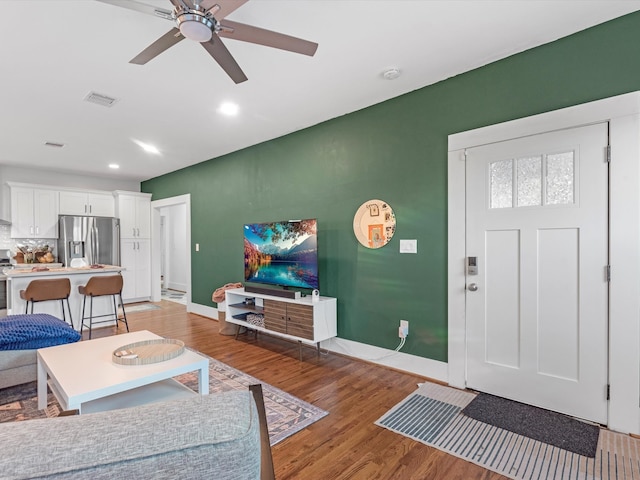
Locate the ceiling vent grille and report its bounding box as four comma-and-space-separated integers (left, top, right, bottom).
44, 142, 65, 148
84, 91, 119, 108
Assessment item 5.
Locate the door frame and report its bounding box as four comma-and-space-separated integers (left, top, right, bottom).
150, 194, 191, 310
448, 91, 640, 434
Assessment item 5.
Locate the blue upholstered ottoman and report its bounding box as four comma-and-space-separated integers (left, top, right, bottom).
0, 314, 81, 389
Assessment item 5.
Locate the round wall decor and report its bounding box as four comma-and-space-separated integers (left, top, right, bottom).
353, 199, 396, 249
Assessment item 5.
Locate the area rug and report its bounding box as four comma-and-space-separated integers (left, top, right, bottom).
0, 351, 328, 446
161, 289, 186, 305
462, 393, 599, 457
123, 303, 162, 313
376, 382, 640, 480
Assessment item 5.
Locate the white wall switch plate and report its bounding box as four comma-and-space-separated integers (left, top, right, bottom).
399, 239, 417, 254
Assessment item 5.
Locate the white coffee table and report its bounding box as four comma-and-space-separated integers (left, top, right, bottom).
37, 330, 209, 414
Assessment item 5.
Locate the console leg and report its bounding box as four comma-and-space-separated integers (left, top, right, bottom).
317, 342, 320, 359
235, 324, 241, 340
298, 340, 303, 362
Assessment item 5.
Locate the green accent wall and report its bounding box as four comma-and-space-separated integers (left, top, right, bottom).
143, 11, 640, 362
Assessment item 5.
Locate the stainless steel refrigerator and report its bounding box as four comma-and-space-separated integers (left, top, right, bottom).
57, 216, 120, 267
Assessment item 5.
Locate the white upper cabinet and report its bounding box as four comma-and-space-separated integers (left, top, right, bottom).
59, 190, 115, 217
10, 185, 59, 239
115, 191, 151, 239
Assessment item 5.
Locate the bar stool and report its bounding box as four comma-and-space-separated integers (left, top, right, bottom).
78, 274, 129, 339
20, 278, 73, 327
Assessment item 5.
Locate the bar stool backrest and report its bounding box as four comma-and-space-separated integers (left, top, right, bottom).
22, 278, 71, 302
80, 275, 123, 297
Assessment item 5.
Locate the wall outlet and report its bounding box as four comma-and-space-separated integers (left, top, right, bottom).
399, 320, 409, 338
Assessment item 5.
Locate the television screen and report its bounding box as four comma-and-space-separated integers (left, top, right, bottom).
244, 219, 318, 290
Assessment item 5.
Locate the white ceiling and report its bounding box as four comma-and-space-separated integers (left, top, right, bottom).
2, 0, 639, 182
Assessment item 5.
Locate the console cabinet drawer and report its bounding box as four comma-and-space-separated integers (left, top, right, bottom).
264, 300, 313, 339
264, 300, 287, 334
286, 304, 313, 340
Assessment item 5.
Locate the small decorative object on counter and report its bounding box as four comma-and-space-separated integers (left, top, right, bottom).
14, 241, 56, 264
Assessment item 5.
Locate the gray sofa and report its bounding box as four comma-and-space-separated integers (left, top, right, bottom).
0, 313, 81, 389
0, 349, 36, 389
0, 390, 263, 479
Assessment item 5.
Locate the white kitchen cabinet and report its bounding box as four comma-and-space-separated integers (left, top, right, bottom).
115, 192, 151, 238
120, 238, 151, 302
59, 190, 114, 217
10, 186, 59, 239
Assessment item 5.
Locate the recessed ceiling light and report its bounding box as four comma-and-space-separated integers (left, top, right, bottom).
109, 164, 120, 169
382, 67, 401, 80
133, 140, 161, 155
218, 102, 239, 116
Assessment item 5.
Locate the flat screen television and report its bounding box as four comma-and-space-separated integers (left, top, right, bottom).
244, 219, 319, 290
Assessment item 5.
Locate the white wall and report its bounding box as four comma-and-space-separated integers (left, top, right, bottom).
160, 204, 188, 292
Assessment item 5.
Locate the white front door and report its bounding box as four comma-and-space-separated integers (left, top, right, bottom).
465, 122, 609, 424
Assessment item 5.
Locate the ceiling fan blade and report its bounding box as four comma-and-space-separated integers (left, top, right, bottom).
201, 38, 248, 83
130, 28, 185, 65
95, 0, 173, 21
218, 20, 318, 56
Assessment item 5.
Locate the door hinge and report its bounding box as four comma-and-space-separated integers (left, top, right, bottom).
606, 265, 611, 282
606, 145, 611, 163
607, 384, 611, 400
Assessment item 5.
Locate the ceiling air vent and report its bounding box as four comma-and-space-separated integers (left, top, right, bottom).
84, 91, 119, 108
44, 142, 65, 148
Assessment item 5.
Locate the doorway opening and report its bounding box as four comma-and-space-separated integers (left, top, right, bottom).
151, 194, 191, 310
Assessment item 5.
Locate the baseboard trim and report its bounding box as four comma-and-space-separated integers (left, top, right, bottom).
189, 303, 218, 319
322, 337, 448, 383
189, 302, 448, 382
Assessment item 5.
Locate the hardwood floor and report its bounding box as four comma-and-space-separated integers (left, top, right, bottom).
88, 301, 507, 480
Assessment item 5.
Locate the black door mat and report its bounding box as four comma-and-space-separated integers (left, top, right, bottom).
461, 392, 600, 457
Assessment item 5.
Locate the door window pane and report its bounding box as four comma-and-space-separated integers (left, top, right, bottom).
490, 159, 513, 209
517, 156, 542, 207
546, 152, 575, 205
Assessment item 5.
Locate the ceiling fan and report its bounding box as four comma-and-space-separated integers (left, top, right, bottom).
97, 0, 318, 83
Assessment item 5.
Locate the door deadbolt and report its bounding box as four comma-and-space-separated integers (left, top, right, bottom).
467, 256, 478, 275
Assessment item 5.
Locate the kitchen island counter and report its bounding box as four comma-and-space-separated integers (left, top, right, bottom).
3, 265, 123, 278
4, 265, 126, 330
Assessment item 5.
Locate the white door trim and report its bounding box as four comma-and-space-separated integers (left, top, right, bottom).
150, 194, 192, 311
448, 91, 640, 434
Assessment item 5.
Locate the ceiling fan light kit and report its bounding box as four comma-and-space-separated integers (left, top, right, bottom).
98, 0, 319, 84
176, 9, 215, 42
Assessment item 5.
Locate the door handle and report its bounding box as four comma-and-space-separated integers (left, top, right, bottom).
468, 283, 478, 292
